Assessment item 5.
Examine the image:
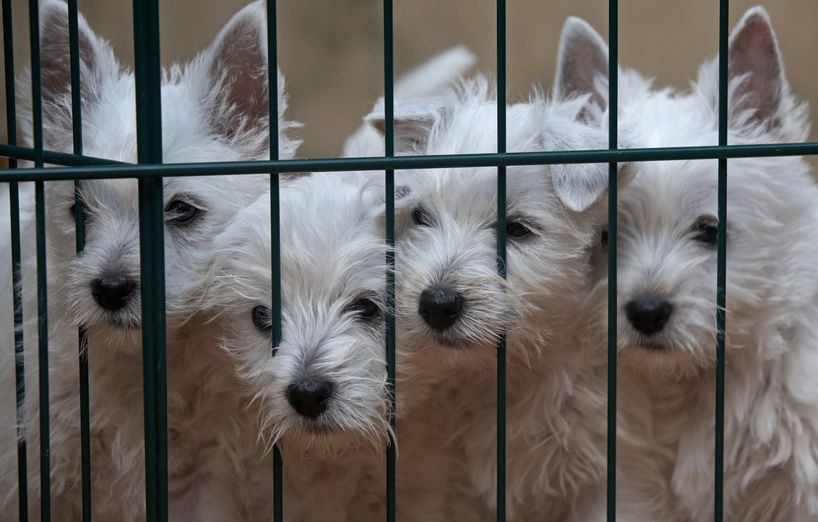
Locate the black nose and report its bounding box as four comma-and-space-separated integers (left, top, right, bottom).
625, 295, 673, 336
91, 276, 137, 312
418, 286, 464, 331
287, 380, 334, 419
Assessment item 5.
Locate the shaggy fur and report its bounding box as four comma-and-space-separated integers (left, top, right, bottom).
204, 172, 480, 521
561, 10, 818, 521
0, 1, 300, 520
364, 76, 630, 520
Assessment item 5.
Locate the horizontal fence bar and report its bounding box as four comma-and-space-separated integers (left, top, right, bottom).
0, 144, 123, 167
2, 142, 818, 181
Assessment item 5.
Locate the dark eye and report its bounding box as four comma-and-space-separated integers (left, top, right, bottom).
69, 203, 76, 217
165, 199, 201, 226
412, 207, 432, 227
506, 221, 533, 239
251, 305, 273, 333
600, 229, 609, 248
692, 215, 719, 245
345, 298, 381, 321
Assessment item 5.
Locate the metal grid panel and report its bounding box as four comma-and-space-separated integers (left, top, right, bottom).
0, 0, 813, 520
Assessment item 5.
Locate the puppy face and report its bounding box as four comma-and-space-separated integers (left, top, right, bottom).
208, 173, 390, 455
367, 78, 623, 371
576, 9, 818, 377
21, 1, 299, 348
45, 175, 265, 343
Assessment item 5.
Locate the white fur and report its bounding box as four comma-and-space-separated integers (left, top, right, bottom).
362, 75, 628, 520
563, 9, 818, 521
204, 171, 476, 521
0, 1, 300, 520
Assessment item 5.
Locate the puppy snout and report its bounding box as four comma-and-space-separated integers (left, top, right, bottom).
418, 286, 464, 331
287, 379, 334, 419
625, 295, 673, 336
91, 276, 137, 312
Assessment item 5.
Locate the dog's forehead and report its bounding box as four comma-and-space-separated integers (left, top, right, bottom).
415, 165, 551, 219
625, 162, 717, 226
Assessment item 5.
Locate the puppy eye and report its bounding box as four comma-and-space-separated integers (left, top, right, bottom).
345, 298, 381, 321
692, 215, 719, 245
600, 229, 609, 248
412, 207, 432, 227
165, 199, 202, 226
69, 203, 76, 218
251, 305, 273, 333
506, 221, 533, 239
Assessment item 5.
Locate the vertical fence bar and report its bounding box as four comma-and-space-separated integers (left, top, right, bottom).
132, 0, 168, 520
3, 0, 29, 519
714, 0, 728, 520
265, 1, 284, 520
606, 0, 618, 520
495, 0, 507, 520
382, 0, 397, 520
28, 1, 51, 519
66, 1, 93, 519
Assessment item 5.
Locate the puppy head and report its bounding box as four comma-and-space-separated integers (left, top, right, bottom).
22, 1, 298, 347
19, 0, 300, 162
597, 8, 818, 377
207, 173, 391, 456
368, 77, 627, 372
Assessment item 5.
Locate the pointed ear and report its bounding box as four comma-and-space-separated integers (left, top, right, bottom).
554, 17, 609, 120
545, 126, 630, 212
17, 0, 116, 143
364, 96, 446, 154
200, 1, 271, 150
727, 7, 787, 130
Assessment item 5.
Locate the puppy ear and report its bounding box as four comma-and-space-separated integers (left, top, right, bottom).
369, 184, 418, 235
554, 16, 609, 120
199, 1, 272, 151
364, 96, 446, 154
17, 0, 117, 144
546, 127, 629, 212
727, 7, 788, 131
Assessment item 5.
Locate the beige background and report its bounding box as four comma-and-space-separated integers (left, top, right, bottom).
1, 0, 817, 158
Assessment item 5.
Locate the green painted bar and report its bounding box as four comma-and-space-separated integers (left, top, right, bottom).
606, 0, 618, 520
9, 181, 28, 522
3, 143, 818, 183
714, 0, 728, 520
66, 0, 93, 518
2, 0, 29, 519
0, 143, 122, 167
264, 1, 284, 520
28, 0, 52, 519
132, 0, 168, 520
382, 0, 397, 520
495, 0, 507, 520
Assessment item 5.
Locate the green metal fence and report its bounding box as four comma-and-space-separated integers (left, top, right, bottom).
2, 0, 818, 521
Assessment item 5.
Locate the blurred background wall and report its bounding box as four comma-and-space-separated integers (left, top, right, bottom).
2, 0, 817, 158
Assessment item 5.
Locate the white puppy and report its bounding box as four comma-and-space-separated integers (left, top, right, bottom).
1, 1, 300, 520
205, 171, 471, 521
561, 9, 818, 521
364, 76, 628, 520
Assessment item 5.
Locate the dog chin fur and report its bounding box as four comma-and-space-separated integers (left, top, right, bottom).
0, 1, 299, 520
565, 10, 818, 521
